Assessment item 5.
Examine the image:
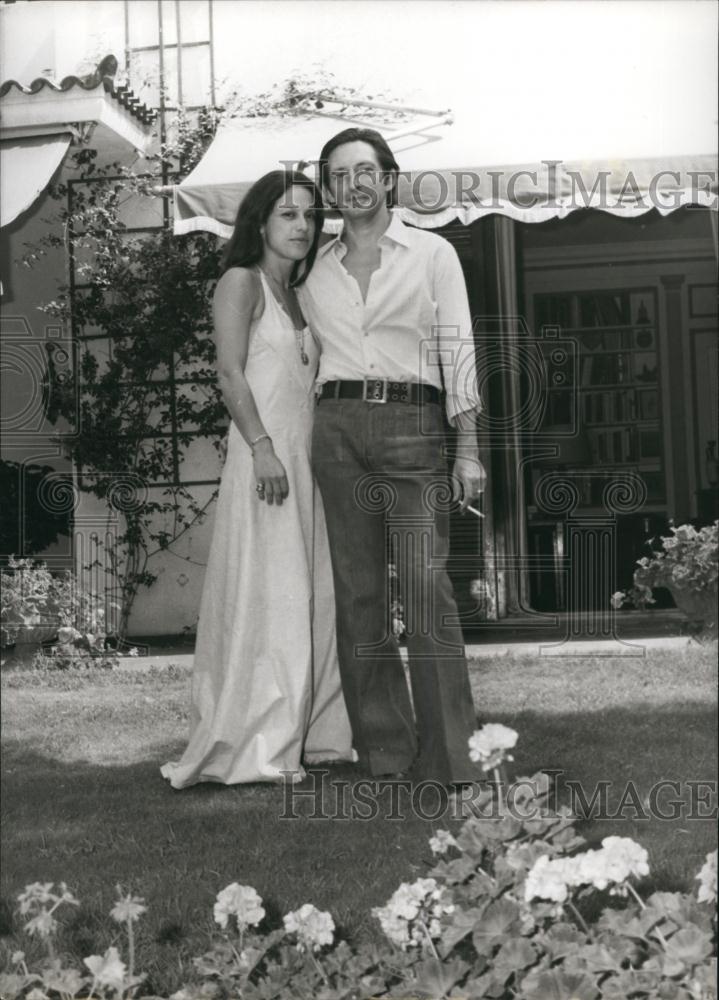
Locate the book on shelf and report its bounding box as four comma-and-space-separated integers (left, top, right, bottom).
588, 428, 636, 465
637, 388, 658, 420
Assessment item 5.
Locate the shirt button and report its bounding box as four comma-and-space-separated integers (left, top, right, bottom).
369, 364, 375, 369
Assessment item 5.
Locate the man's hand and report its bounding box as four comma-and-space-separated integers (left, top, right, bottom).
451, 455, 487, 511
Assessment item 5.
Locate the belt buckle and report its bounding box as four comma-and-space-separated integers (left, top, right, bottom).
362, 377, 387, 403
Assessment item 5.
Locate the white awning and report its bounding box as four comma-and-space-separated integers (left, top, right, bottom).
172, 113, 718, 237
171, 0, 717, 237
0, 133, 71, 227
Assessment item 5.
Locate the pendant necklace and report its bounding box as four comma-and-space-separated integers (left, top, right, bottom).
261, 268, 309, 365
295, 327, 310, 366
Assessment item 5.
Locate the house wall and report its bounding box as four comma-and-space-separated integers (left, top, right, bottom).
2, 1, 716, 633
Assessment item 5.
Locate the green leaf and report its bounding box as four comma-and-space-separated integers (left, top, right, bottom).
471, 898, 520, 955
600, 969, 662, 998
493, 937, 537, 977
520, 968, 601, 1000
597, 907, 647, 938
573, 942, 623, 974
541, 922, 586, 960
662, 924, 714, 969
406, 957, 470, 997
430, 855, 479, 884
438, 905, 488, 954
459, 971, 508, 998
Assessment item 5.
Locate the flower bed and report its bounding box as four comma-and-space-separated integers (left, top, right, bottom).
2, 727, 716, 999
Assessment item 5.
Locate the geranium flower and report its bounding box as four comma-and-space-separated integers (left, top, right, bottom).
696, 849, 717, 905
110, 890, 147, 923
593, 836, 650, 890
283, 903, 335, 952
17, 882, 55, 914
24, 910, 57, 938
526, 837, 651, 904
468, 724, 518, 771
84, 946, 127, 991
610, 591, 626, 609
429, 830, 457, 855
524, 855, 573, 903
213, 883, 265, 931
373, 877, 454, 949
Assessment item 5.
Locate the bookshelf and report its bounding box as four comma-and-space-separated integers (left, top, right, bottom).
532, 288, 666, 510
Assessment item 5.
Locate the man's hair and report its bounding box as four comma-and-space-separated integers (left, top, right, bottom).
319, 127, 400, 208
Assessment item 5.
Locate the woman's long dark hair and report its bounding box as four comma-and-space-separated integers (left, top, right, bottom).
220, 170, 324, 285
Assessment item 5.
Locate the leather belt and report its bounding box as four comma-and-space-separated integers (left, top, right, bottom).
318, 379, 441, 405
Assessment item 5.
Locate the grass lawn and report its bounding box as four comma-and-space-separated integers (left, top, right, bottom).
1, 645, 716, 995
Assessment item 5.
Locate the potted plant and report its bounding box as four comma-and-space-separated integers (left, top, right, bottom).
1, 556, 119, 666
1, 557, 62, 647
615, 521, 718, 636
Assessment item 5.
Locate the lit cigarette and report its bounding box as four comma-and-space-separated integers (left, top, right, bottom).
465, 505, 485, 519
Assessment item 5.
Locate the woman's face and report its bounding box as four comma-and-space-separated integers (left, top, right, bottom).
262, 185, 316, 262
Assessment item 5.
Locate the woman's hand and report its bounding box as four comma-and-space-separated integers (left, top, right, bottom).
252, 439, 289, 505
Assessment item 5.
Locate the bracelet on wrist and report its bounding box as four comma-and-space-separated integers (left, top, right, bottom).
249, 433, 272, 455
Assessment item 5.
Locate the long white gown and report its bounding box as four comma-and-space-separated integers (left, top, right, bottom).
161, 269, 353, 788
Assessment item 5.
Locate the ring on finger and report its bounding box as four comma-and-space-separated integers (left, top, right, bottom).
255, 483, 265, 495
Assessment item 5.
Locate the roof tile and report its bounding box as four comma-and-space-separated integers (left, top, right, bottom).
0, 55, 157, 126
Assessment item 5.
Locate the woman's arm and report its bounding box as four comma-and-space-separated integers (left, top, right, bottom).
213, 268, 289, 505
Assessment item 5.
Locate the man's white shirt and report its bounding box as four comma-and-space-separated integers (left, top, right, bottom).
298, 212, 481, 426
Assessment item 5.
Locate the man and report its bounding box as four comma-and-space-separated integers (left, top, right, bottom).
299, 127, 485, 786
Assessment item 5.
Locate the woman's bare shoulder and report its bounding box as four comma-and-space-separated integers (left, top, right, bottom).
214, 267, 263, 315
215, 266, 261, 296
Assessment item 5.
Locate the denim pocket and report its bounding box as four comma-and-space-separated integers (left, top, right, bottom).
373, 405, 446, 472
312, 402, 349, 465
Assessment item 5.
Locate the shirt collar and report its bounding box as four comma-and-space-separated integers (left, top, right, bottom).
318, 209, 410, 258
379, 210, 411, 248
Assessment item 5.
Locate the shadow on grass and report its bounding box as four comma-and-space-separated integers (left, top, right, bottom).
1, 701, 716, 994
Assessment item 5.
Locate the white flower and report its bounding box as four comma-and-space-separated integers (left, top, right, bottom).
213, 883, 265, 931
84, 946, 127, 991
110, 890, 147, 923
524, 855, 572, 903
24, 910, 57, 938
17, 882, 55, 914
283, 903, 335, 952
696, 849, 717, 905
429, 829, 457, 855
11, 951, 25, 965
468, 724, 518, 771
525, 837, 650, 904
128, 646, 140, 657
373, 877, 453, 950
595, 837, 650, 887
610, 591, 626, 609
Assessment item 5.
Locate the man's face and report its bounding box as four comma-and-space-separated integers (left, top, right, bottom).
325, 140, 393, 218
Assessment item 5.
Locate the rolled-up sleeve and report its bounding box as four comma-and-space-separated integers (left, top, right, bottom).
432, 241, 481, 427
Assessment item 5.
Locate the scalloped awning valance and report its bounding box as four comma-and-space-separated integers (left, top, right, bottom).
171, 113, 717, 238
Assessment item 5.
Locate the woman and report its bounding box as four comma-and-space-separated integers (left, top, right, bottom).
161, 171, 353, 789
